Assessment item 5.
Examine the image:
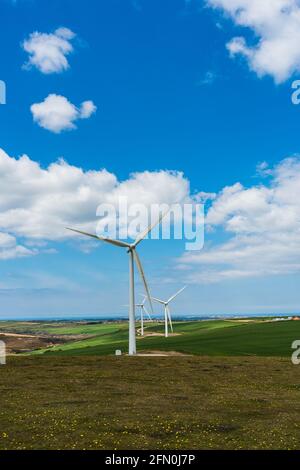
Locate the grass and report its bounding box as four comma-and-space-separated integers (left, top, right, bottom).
1, 318, 300, 449
0, 355, 300, 450
24, 319, 300, 357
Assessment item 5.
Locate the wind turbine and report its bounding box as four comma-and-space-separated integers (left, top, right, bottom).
122, 296, 151, 336
152, 286, 186, 338
136, 296, 151, 336
66, 211, 167, 355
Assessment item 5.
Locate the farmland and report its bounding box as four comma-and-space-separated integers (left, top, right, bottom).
0, 318, 300, 450
0, 317, 297, 357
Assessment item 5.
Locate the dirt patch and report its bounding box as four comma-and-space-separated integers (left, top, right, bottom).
137, 330, 181, 338
136, 350, 191, 356
0, 333, 77, 354
225, 319, 257, 323
0, 332, 39, 338
0, 334, 61, 354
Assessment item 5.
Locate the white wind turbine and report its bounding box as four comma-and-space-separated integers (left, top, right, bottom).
152, 286, 186, 338
136, 296, 151, 336
67, 211, 167, 355
122, 296, 151, 337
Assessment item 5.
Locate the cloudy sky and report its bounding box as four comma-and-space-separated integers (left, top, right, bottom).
1, 0, 300, 318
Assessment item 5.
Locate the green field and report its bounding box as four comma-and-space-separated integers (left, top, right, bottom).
21, 318, 300, 357
1, 318, 300, 450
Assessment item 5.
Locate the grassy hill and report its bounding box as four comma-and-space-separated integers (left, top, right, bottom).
1, 319, 300, 450
24, 318, 300, 357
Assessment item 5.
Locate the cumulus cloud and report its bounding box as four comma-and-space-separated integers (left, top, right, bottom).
0, 148, 194, 259
22, 27, 76, 74
30, 94, 97, 133
4, 146, 300, 284
79, 100, 97, 119
0, 232, 35, 260
207, 0, 300, 83
178, 156, 300, 282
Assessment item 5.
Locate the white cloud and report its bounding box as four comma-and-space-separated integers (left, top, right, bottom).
0, 232, 35, 260
80, 100, 97, 119
178, 156, 300, 282
3, 146, 300, 284
22, 27, 76, 74
0, 149, 194, 258
30, 94, 97, 133
208, 0, 300, 83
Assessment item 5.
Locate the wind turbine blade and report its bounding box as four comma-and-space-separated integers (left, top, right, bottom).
99, 238, 131, 248
143, 305, 152, 320
167, 306, 173, 332
66, 228, 130, 248
133, 208, 170, 247
132, 250, 153, 313
151, 296, 165, 305
138, 294, 147, 305
167, 286, 187, 304
66, 227, 101, 240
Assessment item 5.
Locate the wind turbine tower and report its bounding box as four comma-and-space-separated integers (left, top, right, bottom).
67, 211, 167, 355
152, 286, 186, 337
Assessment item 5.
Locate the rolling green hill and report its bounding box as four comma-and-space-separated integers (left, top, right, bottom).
27, 319, 300, 357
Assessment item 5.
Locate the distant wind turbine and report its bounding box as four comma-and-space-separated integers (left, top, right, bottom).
152, 286, 186, 337
67, 211, 168, 355
136, 295, 151, 336
122, 296, 151, 336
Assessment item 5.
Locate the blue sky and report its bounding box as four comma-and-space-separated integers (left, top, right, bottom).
1, 0, 300, 318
